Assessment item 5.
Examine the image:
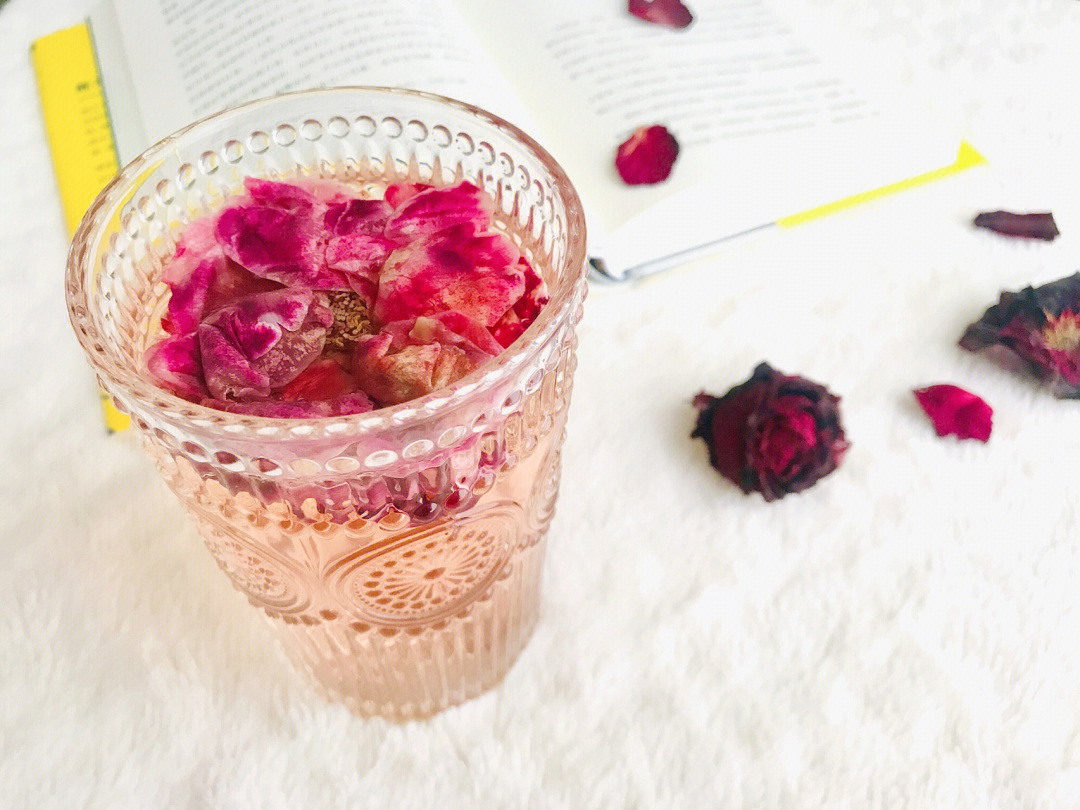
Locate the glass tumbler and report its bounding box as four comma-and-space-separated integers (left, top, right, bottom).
66, 88, 588, 720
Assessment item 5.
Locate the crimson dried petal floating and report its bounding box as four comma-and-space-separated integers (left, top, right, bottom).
277, 358, 358, 401
383, 182, 494, 241
324, 198, 396, 304
974, 210, 1060, 241
216, 177, 349, 290
144, 333, 205, 401
692, 363, 849, 502
198, 289, 332, 400
384, 182, 433, 208
491, 257, 550, 348
960, 273, 1080, 398
628, 0, 693, 28
375, 224, 524, 326
382, 312, 502, 365
615, 125, 680, 185
353, 333, 471, 406
159, 218, 279, 335
913, 385, 992, 442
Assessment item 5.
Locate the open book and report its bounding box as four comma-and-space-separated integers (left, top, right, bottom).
35, 0, 979, 289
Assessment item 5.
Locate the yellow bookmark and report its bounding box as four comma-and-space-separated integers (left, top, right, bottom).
777, 141, 987, 228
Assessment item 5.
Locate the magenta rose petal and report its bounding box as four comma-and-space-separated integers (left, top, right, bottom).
375, 225, 524, 326
198, 322, 271, 400
323, 198, 396, 305
692, 363, 849, 501
384, 182, 434, 208
216, 177, 349, 290
160, 217, 282, 335
960, 273, 1080, 397
913, 385, 993, 442
383, 182, 494, 241
973, 210, 1060, 241
198, 288, 330, 400
144, 333, 206, 401
277, 358, 358, 401
615, 125, 680, 185
492, 258, 548, 347
382, 310, 503, 363
628, 0, 694, 28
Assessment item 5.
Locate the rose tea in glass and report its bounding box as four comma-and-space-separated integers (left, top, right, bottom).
67, 88, 587, 720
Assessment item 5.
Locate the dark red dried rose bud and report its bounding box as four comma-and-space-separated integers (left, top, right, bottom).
974, 210, 1060, 241
913, 385, 992, 442
692, 363, 849, 502
615, 125, 680, 185
960, 273, 1080, 398
628, 0, 693, 28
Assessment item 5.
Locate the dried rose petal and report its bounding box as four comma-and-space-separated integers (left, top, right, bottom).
197, 324, 269, 400
198, 289, 331, 400
913, 385, 992, 442
353, 333, 442, 405
384, 182, 433, 208
615, 125, 680, 185
144, 333, 205, 401
208, 391, 373, 418
323, 198, 396, 303
628, 0, 693, 27
383, 182, 494, 242
692, 363, 849, 501
277, 358, 357, 401
492, 256, 549, 347
382, 310, 503, 364
974, 210, 1060, 241
160, 217, 279, 335
352, 316, 487, 407
375, 225, 524, 327
960, 273, 1080, 397
216, 177, 349, 290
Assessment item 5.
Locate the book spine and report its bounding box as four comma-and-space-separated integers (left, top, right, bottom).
32, 22, 130, 433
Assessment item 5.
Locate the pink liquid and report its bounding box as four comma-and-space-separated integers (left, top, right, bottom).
147, 411, 565, 719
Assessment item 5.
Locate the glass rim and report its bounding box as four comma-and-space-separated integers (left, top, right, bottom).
66, 86, 588, 435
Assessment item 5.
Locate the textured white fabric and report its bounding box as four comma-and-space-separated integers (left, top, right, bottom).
4, 1, 1080, 807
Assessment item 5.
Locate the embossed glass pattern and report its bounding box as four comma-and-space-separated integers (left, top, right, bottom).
67, 88, 587, 720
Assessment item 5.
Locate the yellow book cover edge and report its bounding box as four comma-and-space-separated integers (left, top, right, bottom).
32, 22, 130, 432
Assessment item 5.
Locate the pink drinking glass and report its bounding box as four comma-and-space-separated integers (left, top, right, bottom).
66, 87, 587, 720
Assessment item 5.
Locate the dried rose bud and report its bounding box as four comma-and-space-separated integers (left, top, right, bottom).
974, 210, 1059, 241
628, 0, 693, 28
615, 125, 680, 185
692, 363, 849, 501
913, 385, 992, 442
960, 273, 1080, 398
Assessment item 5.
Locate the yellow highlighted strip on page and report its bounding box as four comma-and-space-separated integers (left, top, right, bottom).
777, 141, 986, 228
33, 22, 130, 432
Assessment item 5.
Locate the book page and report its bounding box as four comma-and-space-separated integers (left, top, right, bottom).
106, 0, 534, 157
458, 0, 955, 274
